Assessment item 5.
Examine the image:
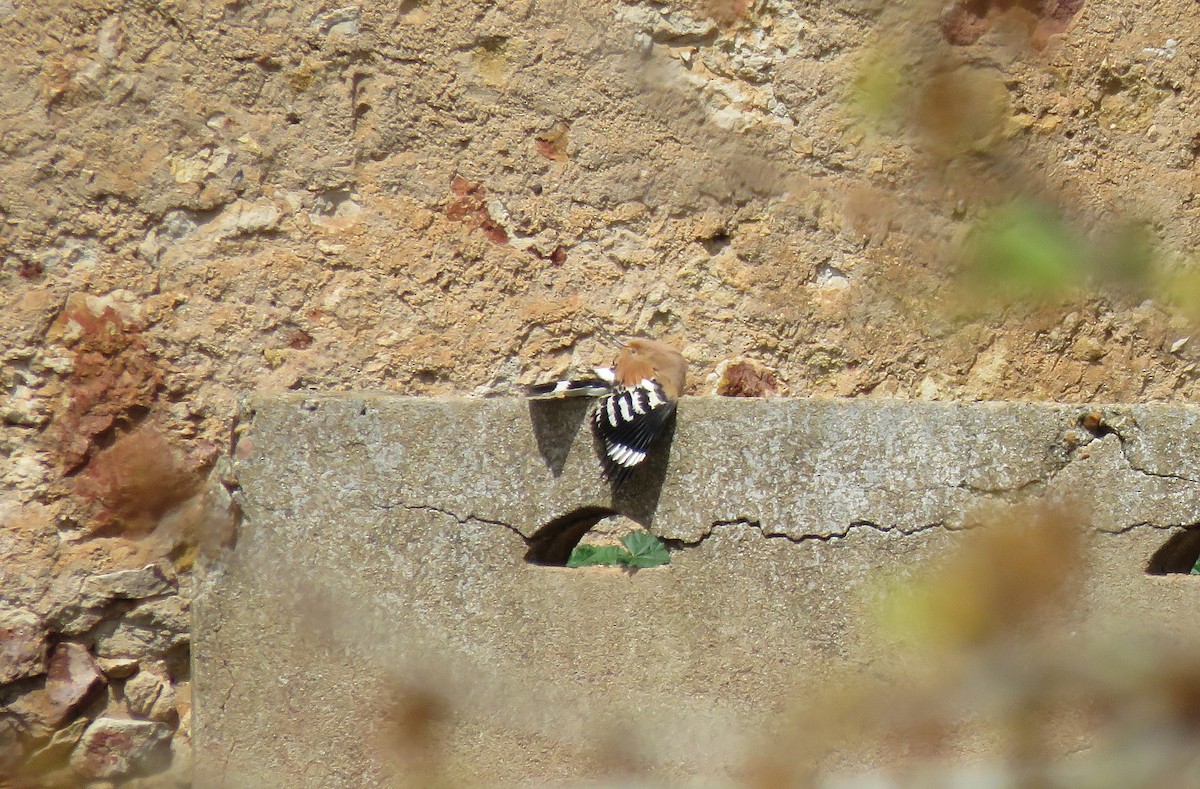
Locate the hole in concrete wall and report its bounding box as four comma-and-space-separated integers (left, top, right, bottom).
525, 506, 615, 565
1146, 527, 1200, 575
524, 507, 669, 569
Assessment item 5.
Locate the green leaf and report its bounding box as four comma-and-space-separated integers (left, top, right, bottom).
621, 531, 670, 568
965, 201, 1083, 299
566, 544, 632, 568
1190, 555, 1200, 575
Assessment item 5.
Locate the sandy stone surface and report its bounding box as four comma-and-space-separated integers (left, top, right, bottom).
1, 0, 1198, 784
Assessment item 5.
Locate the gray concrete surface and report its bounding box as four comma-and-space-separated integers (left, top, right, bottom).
194, 396, 1200, 787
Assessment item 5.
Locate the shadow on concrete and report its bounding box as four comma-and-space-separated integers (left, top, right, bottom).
605, 414, 675, 529
524, 506, 618, 565
527, 398, 592, 477
524, 406, 676, 565
1146, 526, 1200, 574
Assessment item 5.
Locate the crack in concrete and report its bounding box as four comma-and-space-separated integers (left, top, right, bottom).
666, 517, 967, 549
1120, 460, 1200, 485
1099, 521, 1196, 536
371, 500, 528, 542
1084, 410, 1200, 484
952, 477, 1048, 496
369, 502, 969, 552
283, 403, 1200, 555
952, 414, 1200, 498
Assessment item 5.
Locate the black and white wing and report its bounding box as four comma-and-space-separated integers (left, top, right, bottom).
592, 379, 676, 485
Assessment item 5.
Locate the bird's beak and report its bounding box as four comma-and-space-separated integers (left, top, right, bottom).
592, 326, 622, 350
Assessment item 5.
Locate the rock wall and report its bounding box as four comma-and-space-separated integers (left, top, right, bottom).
1, 0, 1198, 785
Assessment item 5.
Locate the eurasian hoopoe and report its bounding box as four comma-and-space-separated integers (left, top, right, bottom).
527, 338, 687, 485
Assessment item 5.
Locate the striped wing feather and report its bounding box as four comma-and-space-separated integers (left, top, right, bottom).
592, 387, 676, 485
525, 377, 611, 399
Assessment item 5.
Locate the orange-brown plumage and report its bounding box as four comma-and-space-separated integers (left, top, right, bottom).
616, 338, 687, 399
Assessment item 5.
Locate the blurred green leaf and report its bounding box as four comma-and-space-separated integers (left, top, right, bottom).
966, 201, 1083, 298
1097, 221, 1157, 293
1156, 262, 1200, 322
853, 45, 907, 124
622, 531, 670, 568
1190, 555, 1200, 575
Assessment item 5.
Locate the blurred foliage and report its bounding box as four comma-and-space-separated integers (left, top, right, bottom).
878, 501, 1082, 650
847, 8, 1200, 327
912, 65, 1010, 156
854, 45, 910, 128
957, 198, 1187, 315
383, 684, 458, 789
1154, 263, 1200, 324
961, 200, 1085, 301
736, 502, 1200, 788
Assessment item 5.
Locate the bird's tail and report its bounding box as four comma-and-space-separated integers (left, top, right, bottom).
525, 366, 615, 399
525, 377, 612, 399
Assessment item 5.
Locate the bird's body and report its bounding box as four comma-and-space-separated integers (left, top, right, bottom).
527, 338, 686, 484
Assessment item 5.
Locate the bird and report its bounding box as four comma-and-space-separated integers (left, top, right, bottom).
526, 338, 687, 485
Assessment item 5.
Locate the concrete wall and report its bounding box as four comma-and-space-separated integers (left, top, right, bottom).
194, 396, 1200, 787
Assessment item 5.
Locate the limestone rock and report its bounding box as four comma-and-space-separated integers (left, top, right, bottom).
44, 644, 103, 718
0, 715, 24, 772
98, 657, 139, 679
94, 597, 189, 660
0, 606, 48, 684
43, 571, 107, 636
82, 564, 174, 603
310, 6, 360, 36
7, 643, 105, 730
46, 603, 109, 638
47, 564, 177, 637
124, 668, 177, 722
24, 715, 89, 775
69, 718, 171, 779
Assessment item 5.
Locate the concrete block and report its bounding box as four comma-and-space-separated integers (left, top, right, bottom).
194, 396, 1200, 786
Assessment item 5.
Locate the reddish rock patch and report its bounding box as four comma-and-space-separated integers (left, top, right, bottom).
535, 122, 570, 161
43, 643, 104, 720
72, 428, 203, 536
17, 260, 43, 279
48, 295, 163, 474
702, 0, 755, 26
286, 329, 314, 350
940, 0, 1085, 48
8, 643, 105, 731
716, 360, 783, 397
447, 176, 509, 245
70, 718, 171, 780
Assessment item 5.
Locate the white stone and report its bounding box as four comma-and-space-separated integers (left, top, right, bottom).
82, 564, 174, 603
0, 606, 47, 684
310, 6, 360, 36
71, 718, 171, 779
